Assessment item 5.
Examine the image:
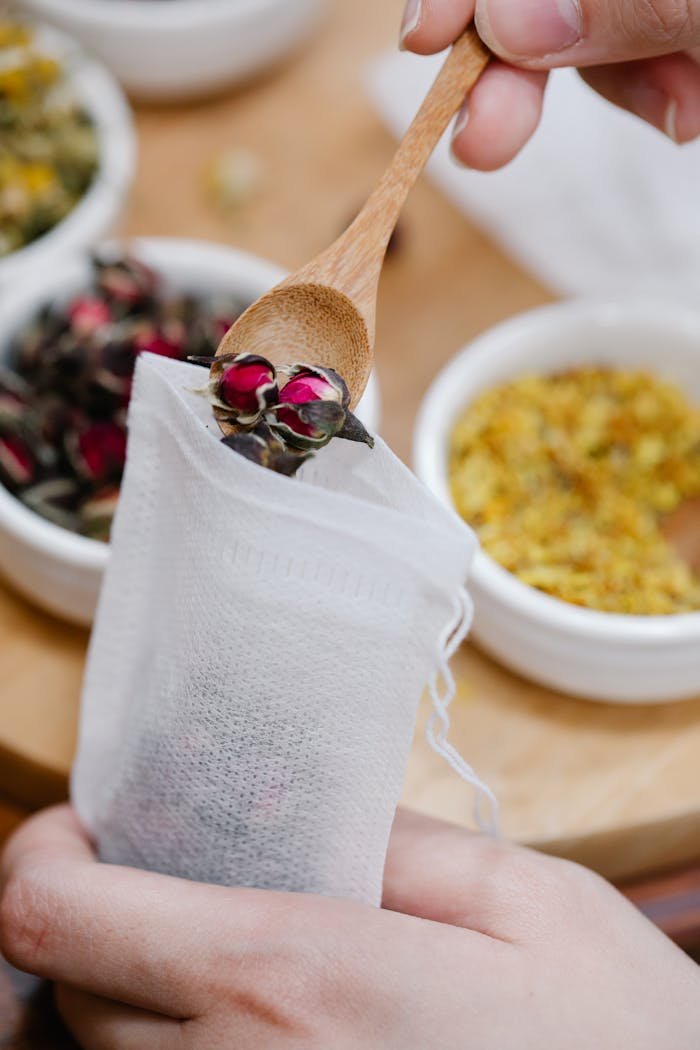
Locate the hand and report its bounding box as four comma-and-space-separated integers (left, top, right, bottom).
400, 0, 700, 169
1, 806, 699, 1049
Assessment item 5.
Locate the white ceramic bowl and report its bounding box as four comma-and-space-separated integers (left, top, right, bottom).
414, 300, 700, 704
0, 237, 380, 626
18, 0, 325, 100
0, 23, 135, 290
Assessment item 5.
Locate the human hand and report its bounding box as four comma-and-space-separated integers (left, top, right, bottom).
1, 805, 699, 1049
400, 0, 700, 169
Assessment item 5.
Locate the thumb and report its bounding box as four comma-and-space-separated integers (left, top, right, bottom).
475, 0, 700, 67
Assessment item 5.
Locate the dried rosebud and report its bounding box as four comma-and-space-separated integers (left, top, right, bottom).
66, 421, 127, 483
99, 340, 136, 378
204, 353, 278, 425
0, 432, 36, 489
95, 256, 159, 306
268, 398, 346, 450
268, 364, 355, 450
283, 364, 374, 449
68, 296, 111, 336
88, 341, 136, 411
81, 486, 120, 541
221, 422, 309, 476
280, 364, 350, 409
21, 477, 82, 532
0, 369, 31, 424
134, 332, 183, 360
36, 397, 76, 447
335, 411, 374, 449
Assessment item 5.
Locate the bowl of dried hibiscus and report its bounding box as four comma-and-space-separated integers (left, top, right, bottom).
0, 237, 380, 624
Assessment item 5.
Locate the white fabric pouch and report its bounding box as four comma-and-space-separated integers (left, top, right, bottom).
72, 355, 491, 906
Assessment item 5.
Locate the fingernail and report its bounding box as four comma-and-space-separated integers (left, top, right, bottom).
450, 104, 470, 166
399, 0, 422, 49
625, 83, 693, 144
664, 99, 679, 143
478, 0, 582, 58
452, 102, 470, 139
667, 97, 700, 145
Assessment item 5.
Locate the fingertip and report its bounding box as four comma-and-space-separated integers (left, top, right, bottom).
580, 54, 700, 146
450, 63, 547, 171
400, 0, 477, 55
1, 805, 95, 884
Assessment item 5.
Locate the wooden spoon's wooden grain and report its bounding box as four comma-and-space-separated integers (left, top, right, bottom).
214, 26, 490, 410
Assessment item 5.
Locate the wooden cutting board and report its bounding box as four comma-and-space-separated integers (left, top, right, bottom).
1, 0, 700, 884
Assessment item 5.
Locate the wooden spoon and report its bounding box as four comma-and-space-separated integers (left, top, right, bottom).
214, 26, 490, 411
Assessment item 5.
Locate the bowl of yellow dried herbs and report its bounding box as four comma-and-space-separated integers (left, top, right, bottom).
414, 300, 700, 703
0, 19, 134, 288
0, 238, 380, 625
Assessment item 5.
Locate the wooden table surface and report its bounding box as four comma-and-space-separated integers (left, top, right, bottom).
1, 0, 700, 979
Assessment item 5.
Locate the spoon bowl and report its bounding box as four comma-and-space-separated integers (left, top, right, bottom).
216, 283, 372, 408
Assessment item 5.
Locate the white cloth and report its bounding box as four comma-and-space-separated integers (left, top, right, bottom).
72, 355, 482, 905
368, 52, 700, 300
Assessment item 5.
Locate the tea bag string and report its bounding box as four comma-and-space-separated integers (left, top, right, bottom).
427, 586, 501, 837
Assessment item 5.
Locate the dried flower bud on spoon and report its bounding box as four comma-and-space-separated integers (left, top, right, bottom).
205, 353, 278, 425
191, 354, 374, 475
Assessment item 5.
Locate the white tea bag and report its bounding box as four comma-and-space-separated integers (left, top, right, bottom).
72, 355, 494, 905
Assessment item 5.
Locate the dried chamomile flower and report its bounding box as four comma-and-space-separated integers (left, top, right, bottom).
0, 21, 99, 255
205, 148, 264, 213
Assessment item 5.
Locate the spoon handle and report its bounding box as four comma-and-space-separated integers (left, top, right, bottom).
290, 26, 490, 322
362, 26, 490, 243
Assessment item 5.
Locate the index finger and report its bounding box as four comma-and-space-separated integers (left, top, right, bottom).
0, 806, 275, 1018
400, 0, 476, 53
0, 805, 94, 881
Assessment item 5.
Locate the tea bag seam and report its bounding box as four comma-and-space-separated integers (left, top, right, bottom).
219, 535, 415, 614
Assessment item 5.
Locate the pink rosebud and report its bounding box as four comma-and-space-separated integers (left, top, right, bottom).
68, 297, 111, 336
270, 365, 350, 449
212, 354, 278, 424
134, 333, 183, 360
0, 390, 25, 421
0, 370, 29, 424
274, 405, 318, 439
81, 485, 120, 541
0, 433, 35, 488
69, 422, 127, 482
215, 317, 238, 340
279, 365, 349, 408
269, 398, 345, 449
280, 372, 339, 405
97, 258, 159, 304
270, 364, 372, 452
